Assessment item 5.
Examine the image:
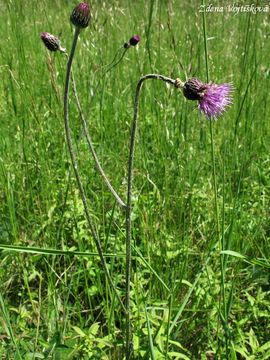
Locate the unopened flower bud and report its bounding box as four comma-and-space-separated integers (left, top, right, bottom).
40, 32, 65, 52
70, 2, 91, 29
129, 35, 140, 46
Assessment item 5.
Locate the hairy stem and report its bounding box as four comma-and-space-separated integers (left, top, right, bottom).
125, 73, 181, 359
63, 27, 126, 314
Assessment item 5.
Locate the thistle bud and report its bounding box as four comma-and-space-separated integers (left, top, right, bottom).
70, 2, 91, 29
40, 32, 65, 53
129, 35, 140, 46
124, 35, 140, 49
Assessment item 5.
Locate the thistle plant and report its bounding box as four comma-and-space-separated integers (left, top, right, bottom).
125, 74, 181, 358
40, 2, 233, 359
125, 74, 232, 357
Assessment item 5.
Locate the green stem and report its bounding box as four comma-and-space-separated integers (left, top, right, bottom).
70, 65, 126, 208
202, 0, 220, 238
86, 48, 128, 121
126, 73, 181, 359
202, 4, 227, 356
209, 123, 220, 237
101, 47, 128, 74
63, 51, 126, 208
63, 27, 126, 314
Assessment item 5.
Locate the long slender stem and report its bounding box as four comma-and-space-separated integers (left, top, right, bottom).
63, 52, 126, 208
202, 5, 227, 356
63, 27, 126, 314
64, 46, 129, 210
125, 73, 181, 359
86, 48, 128, 122
101, 47, 128, 74
70, 69, 126, 208
202, 0, 220, 239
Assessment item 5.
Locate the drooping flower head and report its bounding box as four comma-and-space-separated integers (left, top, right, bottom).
40, 32, 65, 53
70, 2, 91, 29
183, 78, 233, 119
124, 35, 140, 49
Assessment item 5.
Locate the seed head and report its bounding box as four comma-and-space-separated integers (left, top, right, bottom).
183, 78, 233, 119
40, 32, 66, 53
70, 2, 91, 29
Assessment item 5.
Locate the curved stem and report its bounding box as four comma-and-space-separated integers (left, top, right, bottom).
100, 47, 128, 74
86, 48, 128, 121
64, 52, 126, 209
125, 73, 181, 359
63, 27, 126, 314
72, 70, 126, 208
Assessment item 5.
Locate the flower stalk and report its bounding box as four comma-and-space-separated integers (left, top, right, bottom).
64, 26, 126, 314
85, 33, 140, 125
67, 59, 126, 209
125, 73, 182, 359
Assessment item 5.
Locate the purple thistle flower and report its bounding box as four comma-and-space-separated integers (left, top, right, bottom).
70, 2, 91, 29
40, 32, 65, 52
183, 78, 233, 119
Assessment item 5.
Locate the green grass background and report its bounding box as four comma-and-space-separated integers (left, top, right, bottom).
0, 0, 270, 359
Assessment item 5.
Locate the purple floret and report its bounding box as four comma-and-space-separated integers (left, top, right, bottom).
183, 78, 233, 119
199, 83, 232, 119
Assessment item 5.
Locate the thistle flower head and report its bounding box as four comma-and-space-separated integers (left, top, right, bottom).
70, 2, 91, 28
124, 35, 140, 49
40, 32, 66, 53
183, 78, 233, 119
129, 35, 140, 46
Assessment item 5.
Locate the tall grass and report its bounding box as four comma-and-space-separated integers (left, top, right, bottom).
1, 0, 270, 359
